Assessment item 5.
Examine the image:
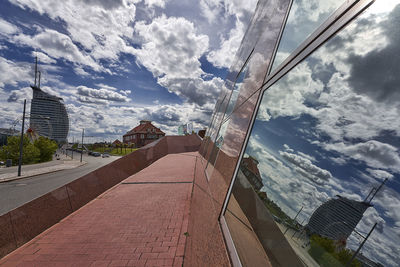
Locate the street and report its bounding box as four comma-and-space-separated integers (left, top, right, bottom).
0, 153, 120, 215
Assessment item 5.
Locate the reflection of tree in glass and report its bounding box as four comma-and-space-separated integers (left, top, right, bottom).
309, 235, 362, 267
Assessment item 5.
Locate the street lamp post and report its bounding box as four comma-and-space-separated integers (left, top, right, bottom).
80, 129, 84, 163
17, 99, 26, 176
16, 107, 51, 176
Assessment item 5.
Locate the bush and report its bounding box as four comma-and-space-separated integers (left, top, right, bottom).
34, 136, 58, 162
0, 135, 57, 165
0, 135, 40, 165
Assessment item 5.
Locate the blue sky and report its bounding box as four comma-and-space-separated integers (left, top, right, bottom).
0, 0, 257, 141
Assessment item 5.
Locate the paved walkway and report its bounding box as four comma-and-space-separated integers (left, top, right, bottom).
0, 152, 197, 267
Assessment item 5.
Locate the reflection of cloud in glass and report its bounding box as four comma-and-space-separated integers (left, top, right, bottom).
239, 3, 400, 266
271, 0, 344, 70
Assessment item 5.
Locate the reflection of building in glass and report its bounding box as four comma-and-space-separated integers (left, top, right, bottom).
240, 156, 263, 191
178, 123, 193, 135
355, 252, 384, 267
307, 179, 387, 241
306, 195, 372, 241
30, 87, 69, 144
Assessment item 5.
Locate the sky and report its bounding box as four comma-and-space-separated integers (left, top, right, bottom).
0, 0, 258, 141
233, 1, 400, 266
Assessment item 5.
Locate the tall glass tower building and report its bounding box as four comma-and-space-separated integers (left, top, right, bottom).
30, 85, 69, 144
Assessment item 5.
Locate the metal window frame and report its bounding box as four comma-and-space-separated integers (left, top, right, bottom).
219, 0, 375, 266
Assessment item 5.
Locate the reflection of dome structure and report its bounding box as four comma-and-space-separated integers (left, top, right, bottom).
29, 57, 69, 144
306, 195, 371, 240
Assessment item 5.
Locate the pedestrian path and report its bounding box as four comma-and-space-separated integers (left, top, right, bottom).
0, 152, 197, 266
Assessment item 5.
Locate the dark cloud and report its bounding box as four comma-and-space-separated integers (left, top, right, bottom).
158, 77, 222, 106
82, 0, 123, 10
279, 150, 332, 182
145, 107, 181, 126
7, 92, 18, 102
93, 112, 104, 123
77, 86, 129, 102
77, 96, 107, 105
347, 4, 400, 104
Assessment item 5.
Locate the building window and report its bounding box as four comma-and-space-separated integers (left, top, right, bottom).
140, 134, 144, 139
223, 2, 400, 267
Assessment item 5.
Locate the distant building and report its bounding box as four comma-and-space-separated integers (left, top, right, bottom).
178, 123, 193, 135
240, 156, 263, 191
0, 128, 19, 146
112, 139, 122, 147
29, 58, 69, 144
306, 195, 372, 241
123, 120, 165, 148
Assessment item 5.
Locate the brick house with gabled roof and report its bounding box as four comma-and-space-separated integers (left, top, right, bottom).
123, 120, 165, 148
240, 156, 263, 191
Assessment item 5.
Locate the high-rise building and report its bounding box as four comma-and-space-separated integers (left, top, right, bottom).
29, 58, 69, 144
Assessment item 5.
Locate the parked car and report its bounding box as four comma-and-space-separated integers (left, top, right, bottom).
92, 152, 101, 157
102, 153, 110, 158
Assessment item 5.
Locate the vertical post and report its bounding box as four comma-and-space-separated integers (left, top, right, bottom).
18, 99, 26, 177
346, 223, 377, 267
71, 136, 74, 159
80, 129, 84, 163
284, 206, 303, 235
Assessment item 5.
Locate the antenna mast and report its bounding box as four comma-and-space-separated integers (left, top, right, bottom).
368, 178, 388, 204
38, 71, 41, 88
34, 56, 38, 86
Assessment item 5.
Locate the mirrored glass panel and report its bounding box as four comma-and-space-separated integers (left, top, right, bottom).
225, 2, 400, 266
206, 119, 230, 179
270, 0, 345, 72
225, 53, 252, 118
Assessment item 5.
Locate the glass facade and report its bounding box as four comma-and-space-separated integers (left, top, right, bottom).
30, 86, 69, 144
270, 0, 345, 72
220, 1, 400, 267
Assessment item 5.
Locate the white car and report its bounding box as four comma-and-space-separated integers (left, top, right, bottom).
102, 153, 110, 158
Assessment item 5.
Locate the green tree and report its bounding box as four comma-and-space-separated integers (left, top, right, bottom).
335, 249, 361, 267
0, 135, 40, 165
34, 136, 58, 162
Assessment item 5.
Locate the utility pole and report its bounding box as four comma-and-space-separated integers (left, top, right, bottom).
80, 129, 84, 163
17, 99, 26, 177
346, 223, 377, 267
71, 136, 74, 159
284, 206, 303, 235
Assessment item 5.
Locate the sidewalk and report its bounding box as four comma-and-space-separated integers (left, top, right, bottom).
0, 157, 86, 183
0, 152, 197, 267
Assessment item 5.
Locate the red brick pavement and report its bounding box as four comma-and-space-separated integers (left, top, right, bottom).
0, 153, 198, 267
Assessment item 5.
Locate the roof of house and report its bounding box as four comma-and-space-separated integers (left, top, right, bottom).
112, 139, 122, 144
123, 121, 165, 136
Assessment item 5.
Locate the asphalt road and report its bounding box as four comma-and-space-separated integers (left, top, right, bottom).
0, 153, 120, 215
